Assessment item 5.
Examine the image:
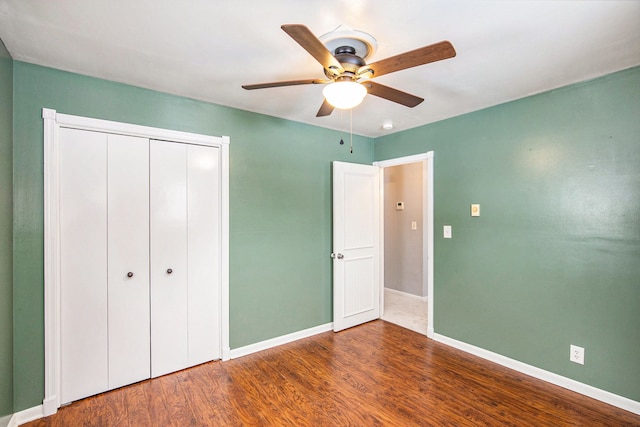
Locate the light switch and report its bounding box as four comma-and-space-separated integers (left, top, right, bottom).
443, 225, 452, 238
471, 204, 480, 217
411, 221, 417, 230
396, 201, 404, 210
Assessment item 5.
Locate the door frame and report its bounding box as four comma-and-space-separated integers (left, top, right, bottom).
373, 152, 434, 338
42, 108, 230, 415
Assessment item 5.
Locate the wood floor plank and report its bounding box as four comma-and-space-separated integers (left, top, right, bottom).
25, 321, 640, 426
121, 380, 152, 427
155, 370, 198, 426
101, 387, 129, 427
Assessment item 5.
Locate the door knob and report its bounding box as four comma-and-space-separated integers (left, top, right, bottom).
127, 272, 134, 278
167, 268, 173, 274
330, 253, 344, 259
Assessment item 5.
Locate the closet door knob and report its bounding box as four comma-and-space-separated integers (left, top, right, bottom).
167, 268, 173, 274
127, 272, 134, 278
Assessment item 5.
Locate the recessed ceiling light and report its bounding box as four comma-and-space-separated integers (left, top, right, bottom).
382, 122, 394, 130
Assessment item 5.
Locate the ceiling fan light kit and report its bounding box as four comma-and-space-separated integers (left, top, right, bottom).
242, 24, 456, 118
323, 79, 367, 109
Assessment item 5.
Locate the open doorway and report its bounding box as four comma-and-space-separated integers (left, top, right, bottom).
374, 153, 434, 337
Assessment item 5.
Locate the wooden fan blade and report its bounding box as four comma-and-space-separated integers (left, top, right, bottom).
362, 41, 456, 79
363, 81, 424, 107
316, 99, 335, 117
281, 24, 344, 75
242, 78, 328, 90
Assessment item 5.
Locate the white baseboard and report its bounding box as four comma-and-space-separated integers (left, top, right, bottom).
229, 322, 334, 359
427, 326, 434, 339
41, 396, 57, 417
8, 405, 44, 427
384, 287, 428, 302
433, 333, 640, 416
222, 346, 231, 362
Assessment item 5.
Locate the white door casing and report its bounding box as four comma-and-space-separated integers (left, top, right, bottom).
374, 152, 434, 338
332, 161, 382, 332
43, 108, 230, 415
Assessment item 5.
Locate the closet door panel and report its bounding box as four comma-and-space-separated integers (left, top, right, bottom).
187, 145, 221, 365
150, 140, 188, 377
59, 128, 108, 404
107, 134, 151, 389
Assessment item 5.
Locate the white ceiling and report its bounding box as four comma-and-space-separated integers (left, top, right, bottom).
1, 1, 639, 137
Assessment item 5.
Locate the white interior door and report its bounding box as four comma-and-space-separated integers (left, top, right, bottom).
150, 140, 189, 377
59, 128, 109, 404
107, 134, 150, 389
332, 161, 381, 332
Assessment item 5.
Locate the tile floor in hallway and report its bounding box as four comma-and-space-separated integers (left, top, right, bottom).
380, 288, 428, 335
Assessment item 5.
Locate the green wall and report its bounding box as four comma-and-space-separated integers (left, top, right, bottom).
0, 38, 13, 425
12, 61, 373, 411
375, 66, 640, 401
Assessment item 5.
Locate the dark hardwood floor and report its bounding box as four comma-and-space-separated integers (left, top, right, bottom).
27, 320, 640, 426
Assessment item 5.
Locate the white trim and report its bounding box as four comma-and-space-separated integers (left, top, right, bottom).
373, 152, 430, 168
425, 155, 435, 338
384, 287, 428, 302
8, 405, 44, 427
42, 109, 60, 416
374, 152, 435, 338
42, 108, 230, 412
434, 333, 640, 416
229, 323, 334, 359
52, 112, 217, 146
220, 136, 231, 362
378, 166, 385, 318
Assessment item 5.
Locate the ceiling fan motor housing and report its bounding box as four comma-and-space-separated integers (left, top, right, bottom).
326, 46, 368, 80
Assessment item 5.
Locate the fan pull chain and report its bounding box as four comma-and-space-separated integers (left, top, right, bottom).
339, 109, 345, 145
350, 109, 353, 154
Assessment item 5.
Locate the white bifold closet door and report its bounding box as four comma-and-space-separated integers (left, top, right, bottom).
150, 141, 189, 377
59, 128, 110, 404
59, 129, 220, 404
185, 144, 220, 367
59, 129, 150, 404
107, 134, 151, 389
150, 140, 220, 377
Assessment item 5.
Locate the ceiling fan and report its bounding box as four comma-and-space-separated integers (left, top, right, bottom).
242, 24, 456, 117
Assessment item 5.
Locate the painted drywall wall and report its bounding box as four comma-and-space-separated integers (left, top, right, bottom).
12, 61, 373, 411
383, 163, 424, 296
0, 38, 13, 426
375, 66, 640, 402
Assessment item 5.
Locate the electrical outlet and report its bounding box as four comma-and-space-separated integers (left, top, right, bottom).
570, 345, 585, 365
